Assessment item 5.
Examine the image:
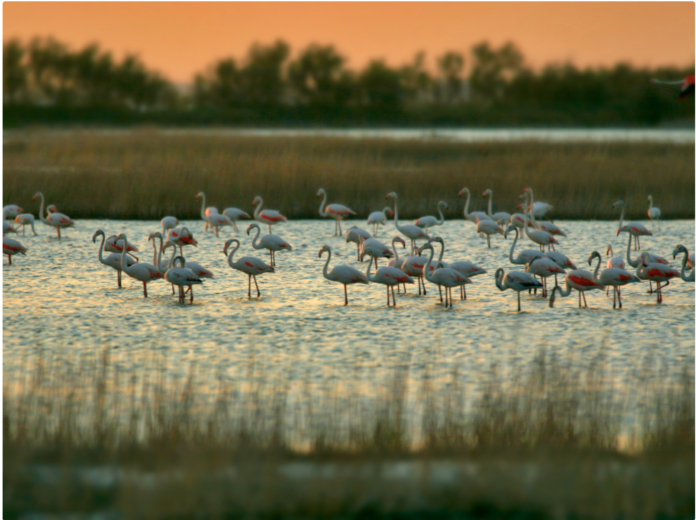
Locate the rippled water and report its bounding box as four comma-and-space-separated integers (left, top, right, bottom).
4, 218, 694, 403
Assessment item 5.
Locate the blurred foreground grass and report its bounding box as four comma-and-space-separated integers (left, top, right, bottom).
3, 131, 694, 220
4, 347, 693, 519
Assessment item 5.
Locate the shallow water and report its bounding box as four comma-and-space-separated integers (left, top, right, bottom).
4, 217, 694, 396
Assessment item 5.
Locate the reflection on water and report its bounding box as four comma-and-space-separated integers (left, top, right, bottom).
3, 219, 694, 407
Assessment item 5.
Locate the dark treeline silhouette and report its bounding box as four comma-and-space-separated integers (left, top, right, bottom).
4, 37, 694, 127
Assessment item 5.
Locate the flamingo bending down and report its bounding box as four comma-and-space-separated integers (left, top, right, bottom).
161, 216, 179, 237
420, 243, 470, 308
165, 256, 202, 304
509, 212, 526, 238
93, 230, 137, 288
364, 252, 414, 307
588, 251, 640, 309
4, 205, 23, 220
651, 76, 695, 100
367, 207, 393, 236
317, 188, 356, 236
252, 196, 287, 233
386, 192, 430, 253
483, 189, 511, 223
401, 251, 435, 296
647, 195, 661, 232
494, 268, 543, 312
359, 236, 394, 268
637, 252, 680, 304
521, 188, 566, 237
549, 270, 604, 309
428, 236, 485, 300
167, 227, 198, 255
3, 236, 27, 265
525, 257, 566, 298
224, 238, 275, 299
319, 245, 368, 305
247, 223, 292, 267
105, 234, 139, 255
619, 228, 667, 293
673, 245, 695, 282
476, 216, 504, 248
13, 214, 36, 236
614, 201, 651, 250
458, 188, 492, 230
116, 233, 163, 297
518, 201, 558, 251
223, 207, 251, 232
345, 227, 373, 261
606, 245, 625, 269
387, 236, 408, 293
4, 221, 18, 234
505, 225, 545, 265
414, 201, 447, 229
177, 255, 213, 304
32, 192, 74, 239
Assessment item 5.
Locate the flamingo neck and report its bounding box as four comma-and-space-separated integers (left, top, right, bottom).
590, 255, 601, 283
322, 249, 332, 280
437, 203, 445, 225
227, 241, 240, 267
462, 190, 470, 219
423, 246, 435, 282
508, 227, 520, 264
96, 233, 106, 265
494, 268, 505, 290
437, 241, 445, 264
200, 194, 207, 221
318, 191, 328, 217
617, 205, 625, 230
625, 233, 637, 268
253, 198, 263, 219
391, 197, 401, 230
486, 194, 493, 216
392, 238, 401, 262
120, 235, 133, 275
365, 255, 375, 282
37, 194, 48, 224
249, 226, 262, 250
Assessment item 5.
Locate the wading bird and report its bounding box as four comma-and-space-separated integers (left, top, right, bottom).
414, 201, 448, 230
359, 236, 394, 268
614, 201, 651, 250
247, 223, 292, 267
458, 187, 492, 225
483, 189, 511, 223
4, 205, 23, 220
364, 252, 414, 307
386, 192, 430, 253
3, 221, 18, 234
3, 235, 27, 265
93, 230, 137, 288
521, 188, 566, 237
161, 216, 179, 237
366, 207, 393, 236
252, 196, 287, 233
673, 245, 695, 282
345, 226, 373, 261
588, 251, 640, 309
420, 243, 471, 308
317, 188, 356, 236
224, 238, 275, 299
319, 245, 368, 305
223, 207, 251, 232
549, 269, 604, 309
647, 195, 661, 232
427, 236, 485, 300
116, 233, 163, 297
33, 192, 74, 239
619, 229, 668, 293
476, 216, 504, 248
637, 252, 680, 304
13, 214, 36, 236
494, 268, 543, 312
165, 256, 202, 304
167, 227, 198, 255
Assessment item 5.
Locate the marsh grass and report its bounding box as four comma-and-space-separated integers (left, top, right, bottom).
4, 346, 693, 518
4, 131, 694, 220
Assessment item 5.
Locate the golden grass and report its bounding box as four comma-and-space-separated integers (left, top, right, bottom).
3, 131, 694, 220
4, 346, 693, 518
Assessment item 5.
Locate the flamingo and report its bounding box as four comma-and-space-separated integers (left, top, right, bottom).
223, 207, 251, 232
224, 238, 275, 298
116, 233, 163, 297
195, 192, 218, 233
105, 234, 139, 255
549, 269, 604, 309
518, 201, 558, 251
521, 188, 566, 237
618, 228, 668, 293
3, 221, 18, 234
386, 192, 430, 253
252, 196, 287, 233
387, 236, 408, 293
494, 268, 543, 312
401, 250, 435, 296
32, 192, 74, 239
414, 201, 448, 230
476, 216, 504, 248
165, 256, 202, 304
509, 212, 526, 237
521, 188, 553, 219
317, 188, 356, 236
420, 242, 471, 308
358, 236, 394, 268
367, 207, 393, 236
4, 205, 23, 220
647, 195, 661, 232
161, 216, 179, 237
458, 187, 492, 226
588, 251, 640, 309
637, 252, 680, 304
92, 230, 136, 288
651, 76, 695, 100
197, 192, 233, 236
3, 235, 27, 265
247, 223, 292, 267
178, 257, 213, 303
673, 245, 695, 282
364, 252, 414, 307
605, 244, 625, 269
319, 245, 368, 305
525, 256, 566, 298
345, 226, 372, 261
614, 201, 651, 250
505, 225, 545, 265
167, 227, 198, 255
427, 236, 485, 300
14, 214, 37, 236
482, 189, 511, 223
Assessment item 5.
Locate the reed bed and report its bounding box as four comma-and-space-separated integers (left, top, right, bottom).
4, 346, 693, 519
4, 130, 694, 220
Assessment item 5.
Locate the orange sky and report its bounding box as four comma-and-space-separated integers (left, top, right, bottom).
4, 2, 694, 83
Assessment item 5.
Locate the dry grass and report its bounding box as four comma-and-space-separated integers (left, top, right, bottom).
4, 346, 693, 519
3, 130, 694, 220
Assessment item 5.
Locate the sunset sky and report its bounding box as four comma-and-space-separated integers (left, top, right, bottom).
4, 2, 694, 83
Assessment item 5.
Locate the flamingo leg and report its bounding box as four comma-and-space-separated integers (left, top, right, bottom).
612, 286, 617, 309
517, 291, 521, 312
438, 285, 443, 303
254, 276, 260, 297
375, 258, 379, 269
386, 286, 390, 307
487, 235, 491, 248
143, 282, 148, 298
268, 225, 272, 234
233, 221, 239, 232
248, 275, 252, 298
392, 286, 397, 307
656, 282, 662, 304
118, 270, 121, 288
583, 291, 588, 308
339, 220, 343, 236
171, 283, 175, 295
648, 281, 653, 294
578, 291, 582, 308
344, 284, 348, 306
190, 286, 194, 303
57, 227, 61, 240
8, 255, 11, 265
403, 283, 407, 294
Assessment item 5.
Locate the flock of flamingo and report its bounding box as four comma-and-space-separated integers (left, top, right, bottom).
3, 186, 694, 312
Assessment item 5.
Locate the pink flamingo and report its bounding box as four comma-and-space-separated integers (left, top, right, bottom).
549, 270, 604, 308
521, 189, 566, 237
673, 245, 695, 283
637, 252, 680, 304
3, 235, 27, 265
224, 238, 275, 298
3, 221, 18, 234
420, 242, 471, 308
358, 236, 394, 268
505, 225, 545, 265
476, 216, 504, 248
428, 236, 485, 300
367, 207, 393, 236
345, 226, 372, 261
651, 75, 694, 100
647, 195, 661, 232
317, 188, 356, 236
13, 214, 36, 236
33, 192, 74, 239
105, 234, 139, 255
521, 188, 553, 220
93, 230, 137, 288
619, 229, 667, 294
196, 192, 218, 233
167, 227, 198, 255
387, 236, 408, 293
458, 187, 492, 224
161, 216, 179, 237
588, 251, 640, 309
247, 223, 292, 267
319, 245, 368, 305
518, 201, 559, 252
494, 268, 543, 312
223, 207, 250, 232
401, 251, 435, 296
482, 189, 511, 223
4, 205, 23, 220
252, 196, 287, 233
165, 256, 202, 304
117, 233, 163, 297
414, 201, 448, 230
364, 252, 414, 307
197, 192, 233, 236
525, 256, 566, 298
614, 201, 651, 250
386, 192, 430, 253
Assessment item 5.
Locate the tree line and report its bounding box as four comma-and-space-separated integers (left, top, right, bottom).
4, 37, 693, 126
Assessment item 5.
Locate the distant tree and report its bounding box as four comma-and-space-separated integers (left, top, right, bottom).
288, 44, 349, 107
242, 40, 290, 107
3, 39, 27, 104
359, 60, 403, 111
436, 51, 464, 103
469, 41, 524, 102
399, 52, 432, 103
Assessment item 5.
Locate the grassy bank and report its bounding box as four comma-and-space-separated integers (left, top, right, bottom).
3, 131, 694, 220
4, 347, 694, 519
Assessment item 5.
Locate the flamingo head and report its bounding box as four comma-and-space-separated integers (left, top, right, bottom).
439, 200, 449, 209
613, 200, 624, 208
252, 196, 261, 206
115, 233, 128, 250
386, 208, 394, 216
428, 236, 444, 245
318, 245, 330, 258
386, 192, 397, 200
196, 192, 203, 199
504, 225, 516, 238
92, 230, 104, 243
394, 237, 406, 249
47, 205, 57, 213
223, 238, 239, 255
647, 195, 653, 202
482, 189, 491, 197
616, 226, 628, 236
316, 188, 325, 198
246, 223, 259, 235
587, 251, 600, 266
640, 252, 650, 266
519, 192, 529, 201
458, 187, 468, 197
673, 244, 687, 259
32, 193, 41, 201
